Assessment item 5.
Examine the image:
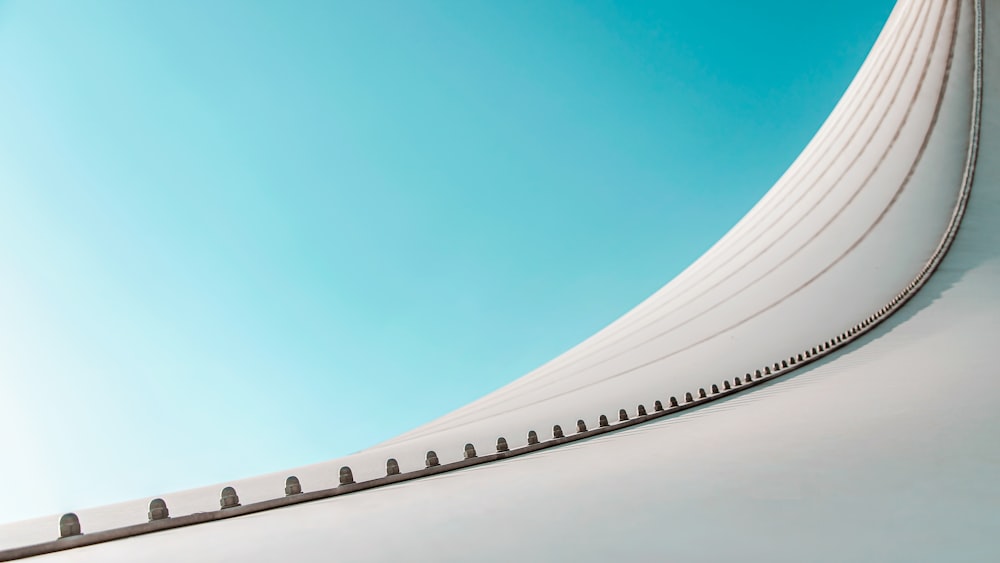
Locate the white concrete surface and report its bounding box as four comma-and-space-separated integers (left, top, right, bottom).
2, 0, 996, 560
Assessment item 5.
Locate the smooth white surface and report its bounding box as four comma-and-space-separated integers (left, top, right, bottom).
3, 0, 997, 559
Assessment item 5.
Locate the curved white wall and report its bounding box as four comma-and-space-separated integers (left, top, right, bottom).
2, 0, 996, 560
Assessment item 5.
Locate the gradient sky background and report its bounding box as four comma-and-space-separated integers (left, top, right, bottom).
0, 0, 895, 524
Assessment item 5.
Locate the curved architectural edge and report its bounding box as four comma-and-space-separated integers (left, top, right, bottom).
0, 3, 983, 559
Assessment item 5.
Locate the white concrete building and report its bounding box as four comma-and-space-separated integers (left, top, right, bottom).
1, 0, 996, 560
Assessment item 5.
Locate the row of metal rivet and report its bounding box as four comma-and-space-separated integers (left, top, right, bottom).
5, 262, 920, 561
18, 242, 962, 556
53, 287, 903, 540
18, 7, 989, 547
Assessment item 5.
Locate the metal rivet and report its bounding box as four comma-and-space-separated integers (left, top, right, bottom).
670, 396, 679, 407
755, 369, 763, 378
528, 430, 539, 445
619, 409, 628, 421
552, 425, 564, 439
496, 437, 509, 452
745, 374, 753, 383
577, 419, 587, 433
723, 381, 731, 390
220, 486, 240, 509
764, 366, 771, 375
59, 513, 81, 538
599, 414, 609, 427
425, 451, 440, 467
685, 392, 694, 403
734, 377, 742, 386
711, 384, 719, 394
386, 458, 400, 475
781, 360, 788, 368
339, 466, 355, 485
637, 404, 647, 416
698, 388, 707, 398
797, 353, 804, 361
464, 443, 477, 459
284, 476, 302, 496
148, 498, 169, 521
654, 400, 664, 411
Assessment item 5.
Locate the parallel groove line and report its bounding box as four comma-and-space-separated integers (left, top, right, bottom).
0, 0, 983, 559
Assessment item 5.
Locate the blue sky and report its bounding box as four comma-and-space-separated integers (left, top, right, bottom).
0, 0, 894, 523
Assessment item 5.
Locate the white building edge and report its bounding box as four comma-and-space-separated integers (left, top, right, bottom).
2, 0, 998, 559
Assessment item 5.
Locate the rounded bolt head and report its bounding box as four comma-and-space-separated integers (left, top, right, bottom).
220, 486, 240, 509
386, 458, 400, 476
637, 404, 647, 416
527, 430, 539, 445
339, 466, 355, 485
711, 384, 719, 394
148, 498, 169, 521
464, 443, 477, 459
284, 476, 302, 496
669, 396, 679, 407
552, 425, 564, 439
654, 400, 663, 411
698, 388, 707, 398
599, 414, 609, 427
685, 392, 694, 403
496, 437, 509, 452
59, 513, 81, 538
577, 419, 587, 433
425, 451, 440, 467
619, 409, 628, 421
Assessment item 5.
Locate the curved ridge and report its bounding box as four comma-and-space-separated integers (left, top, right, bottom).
385, 0, 961, 443
0, 0, 985, 559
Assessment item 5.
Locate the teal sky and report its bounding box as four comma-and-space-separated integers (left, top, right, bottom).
0, 0, 895, 523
